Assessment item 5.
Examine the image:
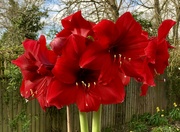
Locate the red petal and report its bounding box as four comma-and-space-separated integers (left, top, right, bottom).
50, 37, 67, 55
46, 79, 77, 108
93, 20, 118, 49
76, 85, 101, 112
121, 57, 155, 86
80, 42, 109, 70
154, 40, 170, 74
158, 20, 176, 40
52, 56, 78, 84
61, 11, 94, 37
140, 84, 149, 96
115, 12, 148, 58
98, 73, 125, 104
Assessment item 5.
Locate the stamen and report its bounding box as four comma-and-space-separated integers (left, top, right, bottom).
93, 82, 96, 86
128, 58, 131, 61
76, 82, 78, 86
124, 57, 126, 60
120, 61, 122, 66
154, 69, 160, 75
30, 89, 33, 95
88, 83, 90, 88
119, 54, 121, 58
81, 81, 86, 87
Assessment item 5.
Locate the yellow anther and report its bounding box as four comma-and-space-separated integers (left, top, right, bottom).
88, 83, 91, 88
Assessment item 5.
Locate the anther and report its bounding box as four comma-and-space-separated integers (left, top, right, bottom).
30, 89, 33, 95
124, 57, 126, 60
88, 83, 90, 88
81, 81, 86, 87
120, 61, 122, 65
76, 82, 78, 86
119, 54, 121, 58
128, 58, 131, 61
93, 82, 96, 86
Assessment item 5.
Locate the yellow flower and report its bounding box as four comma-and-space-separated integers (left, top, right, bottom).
161, 114, 164, 117
156, 107, 160, 112
173, 102, 177, 107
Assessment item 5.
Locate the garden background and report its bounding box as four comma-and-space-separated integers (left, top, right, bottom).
0, 0, 179, 131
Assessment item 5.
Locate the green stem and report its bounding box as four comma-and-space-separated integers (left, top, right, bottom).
66, 105, 71, 132
79, 111, 89, 132
92, 105, 102, 132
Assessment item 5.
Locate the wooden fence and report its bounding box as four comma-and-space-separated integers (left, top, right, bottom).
0, 51, 168, 132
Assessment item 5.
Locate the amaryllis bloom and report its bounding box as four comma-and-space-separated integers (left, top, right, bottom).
92, 12, 154, 93
47, 34, 125, 112
50, 11, 95, 56
146, 20, 176, 74
140, 20, 176, 95
12, 35, 57, 110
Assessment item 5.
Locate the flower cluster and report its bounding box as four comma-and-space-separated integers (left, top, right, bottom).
12, 11, 175, 112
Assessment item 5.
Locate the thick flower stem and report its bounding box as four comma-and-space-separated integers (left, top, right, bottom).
79, 111, 89, 132
92, 105, 102, 132
67, 105, 71, 132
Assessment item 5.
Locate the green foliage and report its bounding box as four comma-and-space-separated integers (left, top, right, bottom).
0, 0, 48, 46
9, 110, 31, 132
167, 47, 180, 104
129, 121, 149, 132
128, 104, 180, 132
151, 125, 179, 132
148, 112, 168, 126
169, 103, 180, 121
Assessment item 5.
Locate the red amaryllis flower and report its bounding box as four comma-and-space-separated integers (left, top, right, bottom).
47, 34, 125, 112
92, 12, 154, 93
140, 20, 176, 95
50, 11, 95, 56
146, 20, 176, 74
12, 35, 57, 110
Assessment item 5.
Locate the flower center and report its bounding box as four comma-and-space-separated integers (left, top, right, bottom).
76, 68, 99, 88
